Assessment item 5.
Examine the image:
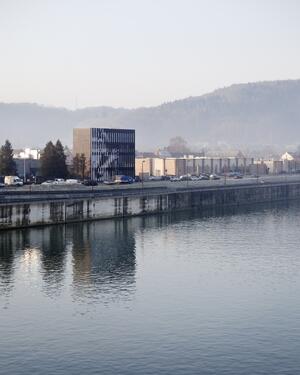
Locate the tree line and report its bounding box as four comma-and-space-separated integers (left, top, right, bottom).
0, 139, 88, 180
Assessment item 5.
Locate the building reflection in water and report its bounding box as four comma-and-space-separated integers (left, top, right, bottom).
39, 225, 68, 297
0, 219, 136, 303
70, 219, 136, 303
0, 208, 233, 302
0, 230, 19, 298
1, 202, 293, 306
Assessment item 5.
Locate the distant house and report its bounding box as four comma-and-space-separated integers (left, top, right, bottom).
281, 152, 300, 161
280, 152, 300, 173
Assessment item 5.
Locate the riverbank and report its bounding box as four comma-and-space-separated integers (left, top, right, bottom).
1, 179, 300, 230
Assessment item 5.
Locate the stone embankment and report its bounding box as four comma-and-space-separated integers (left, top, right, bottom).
1, 182, 300, 230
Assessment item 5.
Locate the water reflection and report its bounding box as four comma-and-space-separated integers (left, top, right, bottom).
2, 201, 300, 375
0, 219, 137, 302
0, 200, 296, 303
38, 225, 67, 297
0, 232, 17, 298
70, 220, 136, 302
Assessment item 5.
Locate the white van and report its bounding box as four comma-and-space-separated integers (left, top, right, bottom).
4, 176, 24, 186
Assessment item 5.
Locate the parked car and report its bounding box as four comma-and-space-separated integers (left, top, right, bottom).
199, 174, 210, 180
82, 179, 98, 186
114, 175, 134, 184
170, 177, 180, 182
227, 172, 237, 178
41, 180, 54, 185
179, 175, 192, 181
53, 178, 65, 184
210, 174, 220, 180
66, 179, 80, 184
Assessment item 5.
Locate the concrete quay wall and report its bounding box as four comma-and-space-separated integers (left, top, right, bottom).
1, 183, 300, 230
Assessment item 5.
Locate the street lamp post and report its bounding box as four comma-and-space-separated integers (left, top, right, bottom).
186, 159, 189, 189
142, 160, 145, 190
23, 158, 26, 183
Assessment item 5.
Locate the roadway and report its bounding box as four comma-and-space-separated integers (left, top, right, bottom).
1, 174, 300, 204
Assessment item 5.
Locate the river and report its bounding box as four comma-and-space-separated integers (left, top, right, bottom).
1, 202, 300, 374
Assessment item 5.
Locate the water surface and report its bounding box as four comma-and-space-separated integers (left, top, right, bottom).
1, 203, 300, 374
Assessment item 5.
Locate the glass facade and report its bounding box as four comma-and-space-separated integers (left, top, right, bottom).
90, 128, 135, 180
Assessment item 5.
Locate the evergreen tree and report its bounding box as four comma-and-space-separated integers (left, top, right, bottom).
40, 141, 57, 178
55, 140, 68, 178
0, 140, 16, 175
40, 140, 68, 179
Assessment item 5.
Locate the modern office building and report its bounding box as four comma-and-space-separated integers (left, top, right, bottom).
73, 128, 135, 180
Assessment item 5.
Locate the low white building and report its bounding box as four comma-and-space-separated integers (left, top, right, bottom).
14, 148, 40, 160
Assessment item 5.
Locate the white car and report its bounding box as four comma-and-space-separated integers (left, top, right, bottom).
179, 175, 192, 181
41, 180, 54, 185
65, 179, 80, 184
210, 174, 221, 180
53, 178, 66, 184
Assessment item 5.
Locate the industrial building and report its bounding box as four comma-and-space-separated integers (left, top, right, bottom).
73, 128, 135, 180
135, 156, 255, 178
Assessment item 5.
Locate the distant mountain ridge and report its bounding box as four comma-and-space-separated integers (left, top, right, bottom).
1, 79, 300, 150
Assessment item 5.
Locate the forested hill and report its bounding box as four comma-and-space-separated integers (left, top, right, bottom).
1, 79, 300, 150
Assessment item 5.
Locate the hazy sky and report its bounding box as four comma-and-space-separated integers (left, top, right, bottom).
1, 0, 300, 109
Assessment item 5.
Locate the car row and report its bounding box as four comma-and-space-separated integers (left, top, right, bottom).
169, 174, 221, 182
40, 175, 136, 186
0, 172, 245, 189
41, 178, 81, 185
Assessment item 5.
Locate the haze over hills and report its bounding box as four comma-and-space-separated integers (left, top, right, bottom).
1, 79, 300, 151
